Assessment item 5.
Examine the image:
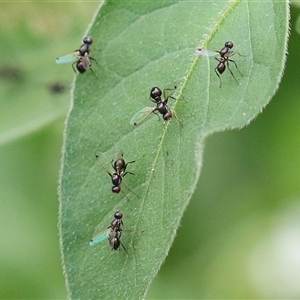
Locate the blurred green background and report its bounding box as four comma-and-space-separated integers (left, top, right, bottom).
1, 2, 299, 299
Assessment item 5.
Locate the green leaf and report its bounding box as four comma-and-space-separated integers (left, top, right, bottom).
0, 45, 71, 146
0, 5, 74, 146
59, 1, 289, 299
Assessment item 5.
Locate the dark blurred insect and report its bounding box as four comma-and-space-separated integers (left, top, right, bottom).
0, 65, 24, 81
90, 210, 128, 253
95, 153, 138, 200
48, 82, 67, 94
197, 41, 245, 87
130, 86, 176, 125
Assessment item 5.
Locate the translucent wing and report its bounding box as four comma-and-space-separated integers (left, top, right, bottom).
130, 106, 155, 125
81, 55, 91, 69
196, 49, 218, 57
223, 51, 236, 58
95, 153, 111, 175
55, 52, 80, 64
89, 228, 110, 246
163, 87, 177, 102
76, 54, 91, 74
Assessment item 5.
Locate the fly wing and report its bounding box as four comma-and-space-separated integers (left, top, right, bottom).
55, 51, 80, 64
130, 107, 155, 125
196, 49, 218, 57
223, 50, 236, 58
79, 53, 91, 69
95, 152, 111, 175
89, 229, 110, 246
76, 55, 91, 73
163, 86, 177, 102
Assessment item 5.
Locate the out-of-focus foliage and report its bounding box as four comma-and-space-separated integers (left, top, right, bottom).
0, 3, 98, 299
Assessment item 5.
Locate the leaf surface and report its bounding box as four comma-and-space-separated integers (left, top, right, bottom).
59, 1, 289, 299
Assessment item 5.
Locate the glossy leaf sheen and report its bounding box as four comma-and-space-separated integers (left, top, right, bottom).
59, 1, 289, 299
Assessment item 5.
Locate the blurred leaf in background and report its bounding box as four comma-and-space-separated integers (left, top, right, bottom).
0, 2, 98, 299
